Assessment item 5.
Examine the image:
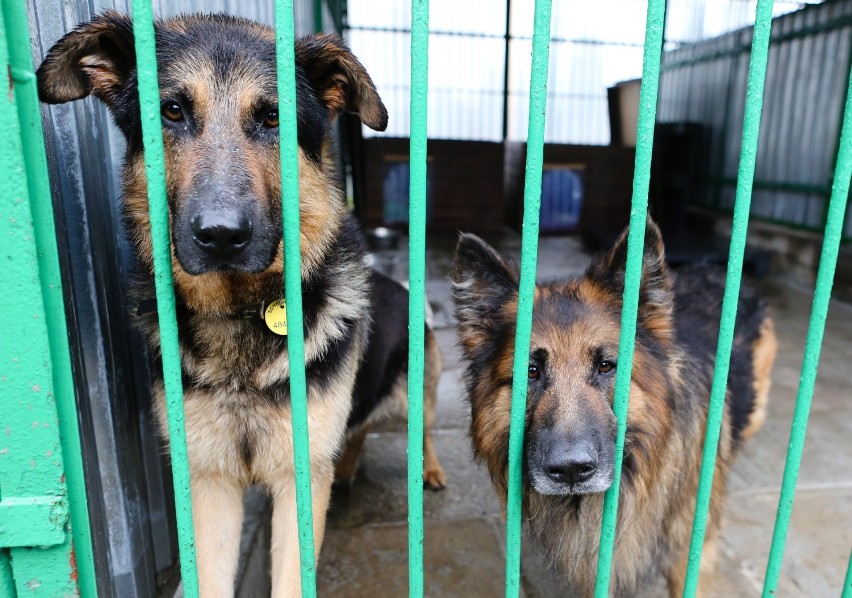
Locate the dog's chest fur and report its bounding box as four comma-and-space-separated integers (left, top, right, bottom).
141, 214, 372, 486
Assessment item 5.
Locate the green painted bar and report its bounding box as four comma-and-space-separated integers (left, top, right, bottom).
683, 1, 774, 596
592, 1, 665, 596
843, 549, 852, 598
760, 60, 852, 598
504, 1, 552, 596
275, 1, 318, 594
2, 0, 96, 593
313, 0, 323, 33
130, 3, 199, 596
408, 0, 429, 595
0, 551, 13, 597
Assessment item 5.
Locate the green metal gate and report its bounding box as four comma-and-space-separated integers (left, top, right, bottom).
1, 0, 852, 596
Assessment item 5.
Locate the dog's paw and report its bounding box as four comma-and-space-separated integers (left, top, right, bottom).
423, 467, 447, 491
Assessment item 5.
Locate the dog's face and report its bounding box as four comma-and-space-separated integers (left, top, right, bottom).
37, 12, 387, 312
452, 221, 675, 497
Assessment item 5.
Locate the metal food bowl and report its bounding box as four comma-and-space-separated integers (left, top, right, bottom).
366, 227, 400, 250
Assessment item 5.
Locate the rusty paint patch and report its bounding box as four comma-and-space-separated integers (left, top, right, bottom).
7, 66, 14, 101
69, 543, 78, 585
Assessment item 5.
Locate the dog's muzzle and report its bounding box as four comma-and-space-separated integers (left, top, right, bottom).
542, 441, 598, 486
191, 210, 253, 257
174, 198, 279, 275
527, 429, 615, 496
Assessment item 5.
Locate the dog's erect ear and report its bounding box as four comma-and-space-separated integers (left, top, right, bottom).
585, 218, 674, 344
37, 11, 135, 106
295, 34, 388, 131
452, 234, 519, 352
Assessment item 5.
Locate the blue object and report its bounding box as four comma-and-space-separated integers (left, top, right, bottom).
540, 167, 584, 232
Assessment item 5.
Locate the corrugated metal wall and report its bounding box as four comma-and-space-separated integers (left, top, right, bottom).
346, 0, 814, 144
27, 2, 320, 596
659, 0, 852, 238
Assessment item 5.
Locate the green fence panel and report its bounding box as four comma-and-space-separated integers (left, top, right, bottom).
0, 3, 82, 595
1, 0, 96, 594
592, 1, 665, 596
761, 57, 852, 598
276, 1, 318, 595
843, 549, 852, 598
683, 1, 774, 595
504, 1, 552, 596
408, 0, 429, 596
130, 2, 199, 596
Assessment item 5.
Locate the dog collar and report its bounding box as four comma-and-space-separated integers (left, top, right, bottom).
136, 297, 288, 335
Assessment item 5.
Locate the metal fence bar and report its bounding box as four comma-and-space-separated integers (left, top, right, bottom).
761, 58, 852, 598
0, 554, 13, 595
682, 0, 775, 595
408, 0, 429, 596
843, 549, 852, 598
313, 0, 323, 33
592, 0, 665, 595
504, 0, 552, 595
275, 0, 318, 595
130, 2, 199, 596
2, 0, 96, 594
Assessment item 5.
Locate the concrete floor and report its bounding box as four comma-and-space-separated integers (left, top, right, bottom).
235, 232, 852, 597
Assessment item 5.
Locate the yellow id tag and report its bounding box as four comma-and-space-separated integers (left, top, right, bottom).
264, 299, 288, 335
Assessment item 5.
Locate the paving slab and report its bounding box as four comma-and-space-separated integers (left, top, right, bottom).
318, 519, 512, 598
326, 429, 502, 529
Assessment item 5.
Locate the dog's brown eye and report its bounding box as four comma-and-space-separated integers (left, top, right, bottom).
598, 360, 615, 374
263, 109, 279, 128
161, 101, 184, 122
528, 365, 540, 381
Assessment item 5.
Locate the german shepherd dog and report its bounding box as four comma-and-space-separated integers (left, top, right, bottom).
37, 12, 445, 597
451, 220, 776, 597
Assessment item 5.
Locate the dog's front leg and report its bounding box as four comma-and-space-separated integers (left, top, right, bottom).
191, 474, 245, 597
269, 465, 334, 598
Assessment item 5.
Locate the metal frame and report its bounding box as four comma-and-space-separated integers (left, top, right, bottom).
3, 0, 852, 595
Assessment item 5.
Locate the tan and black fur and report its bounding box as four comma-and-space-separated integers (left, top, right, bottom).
451, 220, 776, 597
38, 12, 444, 597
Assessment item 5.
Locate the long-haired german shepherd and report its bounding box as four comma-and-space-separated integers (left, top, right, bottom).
38, 12, 444, 596
451, 220, 776, 596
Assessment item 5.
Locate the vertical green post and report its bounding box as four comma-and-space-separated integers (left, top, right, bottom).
843, 549, 852, 598
130, 3, 198, 596
683, 1, 774, 596
408, 0, 429, 596
2, 0, 96, 594
504, 1, 552, 596
276, 1, 318, 595
0, 552, 13, 596
761, 60, 852, 598
313, 0, 323, 33
593, 0, 665, 595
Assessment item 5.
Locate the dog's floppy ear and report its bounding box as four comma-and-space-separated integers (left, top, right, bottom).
585, 218, 674, 344
37, 11, 135, 106
295, 34, 388, 131
452, 234, 519, 352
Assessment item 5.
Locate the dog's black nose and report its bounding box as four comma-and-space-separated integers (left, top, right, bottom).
543, 444, 597, 486
191, 213, 253, 256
